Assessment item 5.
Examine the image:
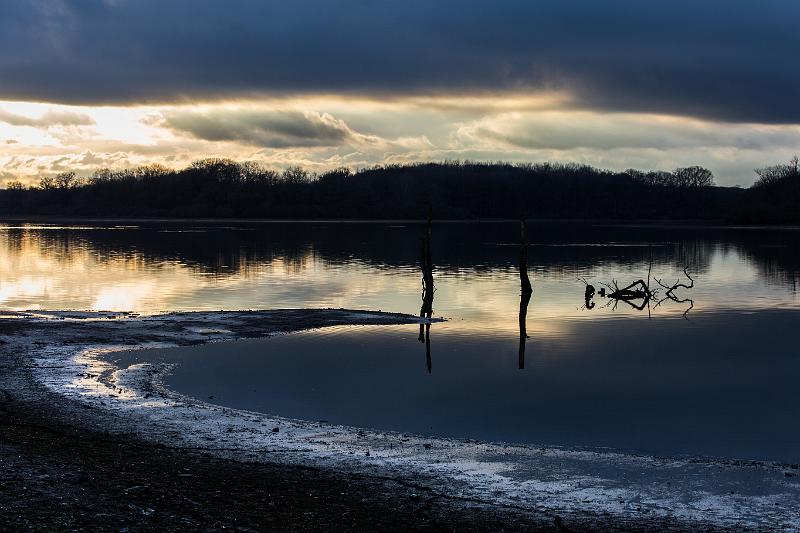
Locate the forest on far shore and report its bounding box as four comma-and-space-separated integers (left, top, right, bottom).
1, 159, 798, 223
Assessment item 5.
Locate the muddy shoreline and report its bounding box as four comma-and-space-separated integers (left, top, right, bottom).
0, 309, 555, 531
1, 309, 797, 531
1, 401, 555, 531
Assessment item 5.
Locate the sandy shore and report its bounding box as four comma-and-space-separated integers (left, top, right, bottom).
1, 309, 798, 531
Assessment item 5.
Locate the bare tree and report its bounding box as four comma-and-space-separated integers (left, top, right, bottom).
282, 166, 311, 184
754, 156, 799, 188
38, 176, 56, 190
673, 166, 714, 188
53, 171, 80, 189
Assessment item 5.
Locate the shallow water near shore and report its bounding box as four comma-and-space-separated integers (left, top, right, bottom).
3, 220, 800, 462
110, 311, 800, 462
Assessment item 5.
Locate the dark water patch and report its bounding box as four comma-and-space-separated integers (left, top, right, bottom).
111, 310, 800, 463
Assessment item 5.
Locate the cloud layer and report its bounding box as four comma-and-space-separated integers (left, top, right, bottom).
162, 109, 356, 148
2, 98, 800, 188
1, 0, 798, 123
0, 108, 94, 128
2, 1, 799, 187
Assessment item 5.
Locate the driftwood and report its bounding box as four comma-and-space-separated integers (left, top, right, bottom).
602, 279, 654, 312
581, 251, 695, 318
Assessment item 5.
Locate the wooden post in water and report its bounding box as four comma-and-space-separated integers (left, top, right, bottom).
419, 208, 435, 373
519, 218, 533, 369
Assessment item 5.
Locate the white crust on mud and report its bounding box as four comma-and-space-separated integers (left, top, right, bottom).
2, 309, 799, 530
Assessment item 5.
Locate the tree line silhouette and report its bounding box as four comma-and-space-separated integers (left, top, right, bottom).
0, 159, 796, 222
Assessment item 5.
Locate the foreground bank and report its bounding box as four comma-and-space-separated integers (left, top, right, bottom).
1, 310, 798, 531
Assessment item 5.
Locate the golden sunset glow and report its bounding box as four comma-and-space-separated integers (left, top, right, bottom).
4, 93, 800, 188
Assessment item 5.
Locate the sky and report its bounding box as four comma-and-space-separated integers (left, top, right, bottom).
1, 0, 799, 187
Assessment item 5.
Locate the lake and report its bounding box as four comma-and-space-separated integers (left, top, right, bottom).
2, 220, 799, 461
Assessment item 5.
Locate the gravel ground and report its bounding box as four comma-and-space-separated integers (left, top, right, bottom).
0, 399, 561, 532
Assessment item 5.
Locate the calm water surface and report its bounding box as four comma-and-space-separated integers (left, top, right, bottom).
3, 221, 799, 460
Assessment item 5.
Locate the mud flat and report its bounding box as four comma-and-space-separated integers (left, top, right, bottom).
1, 309, 799, 531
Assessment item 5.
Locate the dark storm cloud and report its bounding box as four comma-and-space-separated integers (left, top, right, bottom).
1, 0, 798, 123
162, 109, 354, 148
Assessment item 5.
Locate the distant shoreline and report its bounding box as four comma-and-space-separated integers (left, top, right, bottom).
2, 161, 778, 223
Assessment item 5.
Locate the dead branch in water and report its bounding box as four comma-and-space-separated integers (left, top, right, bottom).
583, 254, 695, 318
605, 279, 653, 311
653, 268, 695, 318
